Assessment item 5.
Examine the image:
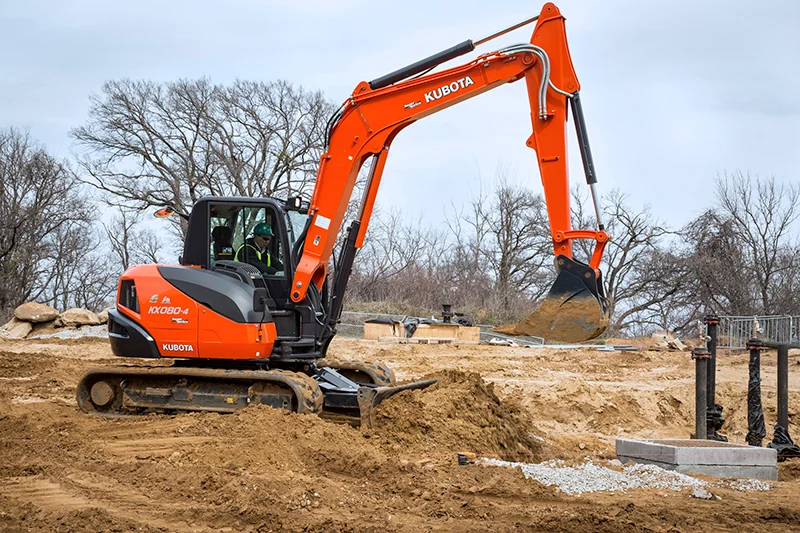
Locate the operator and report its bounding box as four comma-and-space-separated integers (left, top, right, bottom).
234, 222, 284, 275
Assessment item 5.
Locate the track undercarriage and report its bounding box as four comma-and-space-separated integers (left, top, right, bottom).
76, 359, 433, 427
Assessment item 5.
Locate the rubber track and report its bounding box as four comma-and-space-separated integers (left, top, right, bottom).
76, 366, 324, 416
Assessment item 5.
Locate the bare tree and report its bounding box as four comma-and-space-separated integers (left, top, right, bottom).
464, 172, 553, 318
680, 210, 754, 314
609, 172, 800, 333
44, 225, 118, 312
103, 208, 164, 271
0, 128, 95, 316
571, 187, 675, 335
205, 80, 332, 198
348, 209, 417, 300
713, 171, 800, 313
674, 172, 800, 317
71, 78, 334, 236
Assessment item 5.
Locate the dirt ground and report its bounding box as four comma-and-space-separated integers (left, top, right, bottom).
1, 335, 800, 532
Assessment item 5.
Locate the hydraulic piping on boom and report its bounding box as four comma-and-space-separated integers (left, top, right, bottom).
291, 2, 609, 342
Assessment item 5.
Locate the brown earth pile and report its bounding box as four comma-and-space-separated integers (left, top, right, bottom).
1, 337, 800, 532
371, 370, 545, 460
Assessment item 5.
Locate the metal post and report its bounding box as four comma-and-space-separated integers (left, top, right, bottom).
746, 338, 766, 447
768, 342, 800, 459
704, 315, 718, 405
691, 348, 709, 440
778, 344, 789, 430
704, 315, 726, 441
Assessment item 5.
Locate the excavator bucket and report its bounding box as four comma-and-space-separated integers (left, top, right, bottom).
494, 255, 608, 343
357, 379, 438, 429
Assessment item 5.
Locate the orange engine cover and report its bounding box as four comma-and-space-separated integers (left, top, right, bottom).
117, 264, 276, 360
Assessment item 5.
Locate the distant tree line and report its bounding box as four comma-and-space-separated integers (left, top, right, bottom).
1, 77, 798, 337
347, 170, 800, 335
0, 78, 331, 321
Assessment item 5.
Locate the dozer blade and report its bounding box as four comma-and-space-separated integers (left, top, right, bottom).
494, 255, 608, 343
357, 379, 438, 429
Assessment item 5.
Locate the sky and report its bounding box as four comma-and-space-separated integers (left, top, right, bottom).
1, 0, 799, 229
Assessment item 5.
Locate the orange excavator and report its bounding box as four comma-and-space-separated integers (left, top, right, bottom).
77, 3, 610, 423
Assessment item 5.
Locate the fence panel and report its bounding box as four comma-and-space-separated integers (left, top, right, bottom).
718, 315, 800, 350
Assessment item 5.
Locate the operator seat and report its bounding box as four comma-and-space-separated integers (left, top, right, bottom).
211, 226, 234, 262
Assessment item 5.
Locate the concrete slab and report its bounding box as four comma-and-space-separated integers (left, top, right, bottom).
616, 438, 778, 481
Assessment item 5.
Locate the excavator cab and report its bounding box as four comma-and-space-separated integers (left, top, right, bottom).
207, 203, 287, 275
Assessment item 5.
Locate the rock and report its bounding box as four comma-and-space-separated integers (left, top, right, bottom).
55, 308, 102, 328
2, 318, 33, 339
667, 337, 686, 351
651, 333, 669, 349
14, 302, 60, 323
691, 487, 713, 500
651, 331, 686, 351
97, 308, 112, 324
607, 459, 623, 467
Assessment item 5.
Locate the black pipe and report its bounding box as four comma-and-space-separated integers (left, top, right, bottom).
368, 40, 475, 90
746, 338, 767, 447
327, 221, 360, 329
778, 344, 789, 430
704, 315, 726, 441
692, 348, 709, 440
760, 340, 800, 349
704, 315, 718, 407
568, 92, 597, 186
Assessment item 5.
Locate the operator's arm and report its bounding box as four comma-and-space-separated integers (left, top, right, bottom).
271, 255, 284, 274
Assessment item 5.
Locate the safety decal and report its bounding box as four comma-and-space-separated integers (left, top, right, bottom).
314, 214, 331, 230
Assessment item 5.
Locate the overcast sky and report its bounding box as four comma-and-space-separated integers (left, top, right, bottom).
2, 0, 798, 228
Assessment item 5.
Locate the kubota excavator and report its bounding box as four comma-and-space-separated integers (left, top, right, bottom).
77, 2, 610, 424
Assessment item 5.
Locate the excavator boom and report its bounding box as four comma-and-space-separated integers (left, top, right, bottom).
291, 2, 609, 342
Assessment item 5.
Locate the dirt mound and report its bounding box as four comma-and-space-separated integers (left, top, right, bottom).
370, 370, 545, 460
3, 336, 800, 532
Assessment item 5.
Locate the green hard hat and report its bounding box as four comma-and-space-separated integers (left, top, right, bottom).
253, 222, 273, 237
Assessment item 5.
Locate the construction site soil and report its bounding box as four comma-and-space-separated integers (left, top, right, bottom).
1, 335, 800, 532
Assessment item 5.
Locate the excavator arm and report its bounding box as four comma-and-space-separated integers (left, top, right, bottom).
291, 3, 610, 342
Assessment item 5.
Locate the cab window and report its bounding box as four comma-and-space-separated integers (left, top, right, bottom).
208, 204, 285, 276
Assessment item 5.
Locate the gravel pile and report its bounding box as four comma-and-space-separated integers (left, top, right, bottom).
481, 458, 773, 495
29, 325, 108, 340
723, 479, 772, 492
